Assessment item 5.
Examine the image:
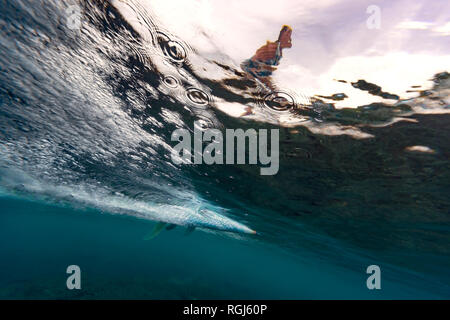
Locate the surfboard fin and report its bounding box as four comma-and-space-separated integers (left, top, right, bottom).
184, 226, 196, 236
143, 222, 167, 240
166, 224, 177, 231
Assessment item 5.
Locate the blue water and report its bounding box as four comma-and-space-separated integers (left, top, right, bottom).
1, 196, 446, 299
0, 0, 449, 299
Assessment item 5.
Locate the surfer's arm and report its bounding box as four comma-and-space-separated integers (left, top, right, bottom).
251, 41, 279, 62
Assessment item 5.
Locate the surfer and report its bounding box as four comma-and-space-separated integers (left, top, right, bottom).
240, 25, 293, 116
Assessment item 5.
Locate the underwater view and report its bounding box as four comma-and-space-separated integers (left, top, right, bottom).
0, 0, 449, 300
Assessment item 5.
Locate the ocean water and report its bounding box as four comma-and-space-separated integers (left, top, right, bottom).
1, 196, 447, 299
0, 0, 449, 299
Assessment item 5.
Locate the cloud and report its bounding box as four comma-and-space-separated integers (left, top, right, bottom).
396, 21, 434, 30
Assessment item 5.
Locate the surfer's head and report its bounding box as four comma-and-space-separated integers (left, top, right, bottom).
278, 25, 292, 49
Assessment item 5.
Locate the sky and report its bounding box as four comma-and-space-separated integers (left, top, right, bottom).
115, 0, 450, 108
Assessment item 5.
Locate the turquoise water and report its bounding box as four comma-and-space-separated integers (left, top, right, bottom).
0, 196, 447, 299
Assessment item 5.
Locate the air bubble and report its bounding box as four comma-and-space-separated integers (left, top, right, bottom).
163, 75, 179, 88
186, 88, 210, 106
263, 91, 296, 111
157, 32, 186, 63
